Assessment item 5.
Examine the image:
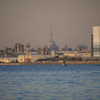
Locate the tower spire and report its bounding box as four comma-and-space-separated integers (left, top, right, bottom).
49, 22, 53, 45
50, 22, 52, 33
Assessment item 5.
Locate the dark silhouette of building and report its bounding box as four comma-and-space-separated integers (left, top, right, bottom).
76, 44, 88, 53
30, 48, 36, 52
49, 23, 59, 52
91, 34, 93, 57
14, 43, 24, 53
37, 45, 51, 55
50, 41, 59, 52
62, 45, 72, 51
0, 50, 4, 57
5, 47, 14, 52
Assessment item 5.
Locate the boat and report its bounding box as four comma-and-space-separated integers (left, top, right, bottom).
62, 63, 66, 66
62, 57, 66, 66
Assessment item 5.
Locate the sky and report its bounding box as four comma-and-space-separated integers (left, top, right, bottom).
0, 0, 100, 50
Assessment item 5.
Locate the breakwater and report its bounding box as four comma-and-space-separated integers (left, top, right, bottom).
0, 61, 100, 65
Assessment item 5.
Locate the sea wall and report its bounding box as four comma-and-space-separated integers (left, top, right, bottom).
0, 61, 100, 65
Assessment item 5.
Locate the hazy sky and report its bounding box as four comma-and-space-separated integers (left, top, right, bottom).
0, 0, 100, 50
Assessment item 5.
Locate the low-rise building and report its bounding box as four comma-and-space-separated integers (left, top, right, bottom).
0, 57, 18, 63
18, 55, 25, 62
5, 47, 14, 52
18, 54, 53, 63
62, 45, 72, 51
57, 51, 91, 58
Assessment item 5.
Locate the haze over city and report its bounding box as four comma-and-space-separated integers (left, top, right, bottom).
0, 0, 100, 50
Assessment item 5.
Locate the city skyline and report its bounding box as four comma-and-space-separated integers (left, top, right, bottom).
0, 0, 100, 50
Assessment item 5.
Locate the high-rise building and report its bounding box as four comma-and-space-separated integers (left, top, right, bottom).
17, 45, 24, 53
14, 43, 24, 53
92, 26, 100, 57
37, 45, 51, 55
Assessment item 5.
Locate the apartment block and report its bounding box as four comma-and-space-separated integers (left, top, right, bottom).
93, 26, 100, 57
17, 45, 24, 53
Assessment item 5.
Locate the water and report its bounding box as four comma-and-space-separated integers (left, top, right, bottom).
0, 64, 100, 100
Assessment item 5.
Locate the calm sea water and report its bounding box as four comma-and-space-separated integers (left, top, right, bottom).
0, 64, 100, 100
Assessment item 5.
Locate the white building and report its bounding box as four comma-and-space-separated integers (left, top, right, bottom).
18, 55, 25, 62
18, 54, 53, 62
0, 57, 18, 63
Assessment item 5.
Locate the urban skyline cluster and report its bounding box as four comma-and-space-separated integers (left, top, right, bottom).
0, 42, 89, 52
1, 26, 100, 63
0, 23, 89, 52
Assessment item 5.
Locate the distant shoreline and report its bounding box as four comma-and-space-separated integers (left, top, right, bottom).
0, 61, 100, 65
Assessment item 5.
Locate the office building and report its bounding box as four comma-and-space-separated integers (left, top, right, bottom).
92, 26, 100, 57
17, 45, 24, 53
14, 43, 24, 53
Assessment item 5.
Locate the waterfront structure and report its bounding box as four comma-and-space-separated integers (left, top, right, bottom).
56, 51, 91, 57
18, 43, 52, 63
0, 57, 18, 63
25, 42, 31, 62
18, 55, 25, 62
92, 26, 100, 57
18, 54, 53, 63
18, 44, 52, 62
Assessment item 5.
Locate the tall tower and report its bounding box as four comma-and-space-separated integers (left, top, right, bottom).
26, 42, 30, 57
49, 22, 53, 46
25, 42, 31, 62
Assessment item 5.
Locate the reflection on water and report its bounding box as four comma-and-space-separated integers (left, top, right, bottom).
0, 64, 100, 100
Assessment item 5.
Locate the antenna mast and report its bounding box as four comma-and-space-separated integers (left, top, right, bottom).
49, 22, 53, 45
